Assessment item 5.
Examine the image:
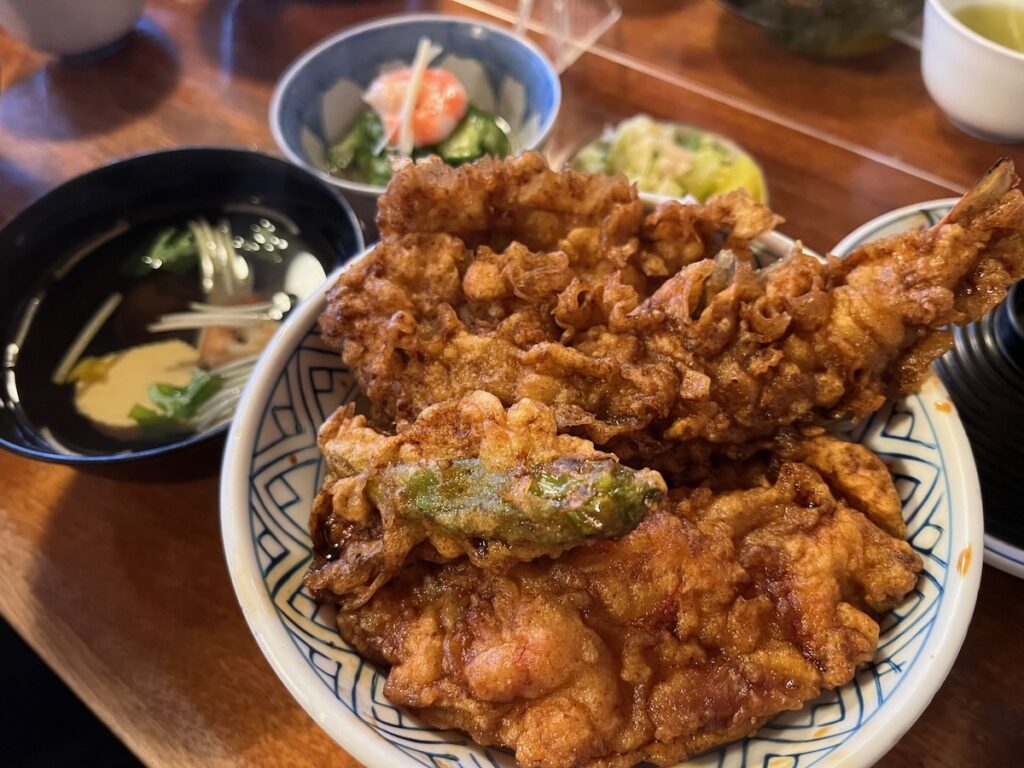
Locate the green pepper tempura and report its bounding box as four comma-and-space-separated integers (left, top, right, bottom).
304, 392, 669, 608
369, 457, 664, 548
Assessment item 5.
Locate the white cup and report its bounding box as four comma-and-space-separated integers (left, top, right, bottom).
0, 0, 146, 57
921, 0, 1024, 142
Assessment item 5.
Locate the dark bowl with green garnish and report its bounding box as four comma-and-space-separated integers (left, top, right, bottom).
0, 148, 363, 465
270, 13, 560, 198
718, 0, 922, 57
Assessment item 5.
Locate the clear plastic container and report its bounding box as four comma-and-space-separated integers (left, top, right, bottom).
455, 0, 621, 71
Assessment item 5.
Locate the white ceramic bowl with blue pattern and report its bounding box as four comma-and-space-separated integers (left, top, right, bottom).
270, 13, 561, 198
221, 234, 983, 767
834, 200, 1024, 580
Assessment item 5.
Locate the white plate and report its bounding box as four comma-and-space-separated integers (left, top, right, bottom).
834, 200, 1024, 580
221, 238, 983, 767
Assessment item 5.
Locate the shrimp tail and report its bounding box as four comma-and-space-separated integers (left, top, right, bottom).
940, 157, 1020, 227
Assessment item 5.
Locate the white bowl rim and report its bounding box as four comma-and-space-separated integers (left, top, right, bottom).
221, 234, 983, 767
269, 12, 563, 197
826, 368, 982, 766
831, 197, 958, 257
825, 197, 985, 760
221, 247, 405, 768
985, 537, 1024, 577
924, 0, 1024, 64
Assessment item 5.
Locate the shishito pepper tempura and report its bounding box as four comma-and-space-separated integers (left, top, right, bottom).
306, 392, 665, 609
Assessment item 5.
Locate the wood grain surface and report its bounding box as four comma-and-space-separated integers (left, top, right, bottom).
0, 1, 1022, 766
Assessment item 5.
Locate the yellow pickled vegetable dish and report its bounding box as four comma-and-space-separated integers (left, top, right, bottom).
572, 115, 766, 202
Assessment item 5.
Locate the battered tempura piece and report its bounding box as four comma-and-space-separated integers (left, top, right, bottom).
633, 157, 1024, 452
320, 153, 780, 443
336, 435, 922, 768
320, 155, 1024, 464
306, 391, 665, 608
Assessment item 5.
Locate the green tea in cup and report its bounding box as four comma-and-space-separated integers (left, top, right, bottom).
954, 4, 1024, 52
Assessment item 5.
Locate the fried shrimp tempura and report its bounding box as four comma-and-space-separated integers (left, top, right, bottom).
306, 391, 665, 609
335, 435, 922, 768
320, 155, 1024, 467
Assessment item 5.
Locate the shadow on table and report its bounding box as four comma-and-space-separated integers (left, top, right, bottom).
69, 435, 227, 485
193, 0, 395, 85
710, 9, 919, 103
0, 18, 180, 141
0, 159, 51, 226
22, 466, 342, 763
617, 0, 699, 16
0, 619, 141, 767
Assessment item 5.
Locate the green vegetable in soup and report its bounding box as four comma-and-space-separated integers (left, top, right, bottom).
367, 457, 665, 547
124, 218, 287, 278
124, 227, 199, 276
128, 369, 222, 435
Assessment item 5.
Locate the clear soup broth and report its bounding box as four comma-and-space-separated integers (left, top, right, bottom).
12, 207, 332, 456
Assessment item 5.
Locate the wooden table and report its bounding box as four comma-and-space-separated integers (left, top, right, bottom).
1, 1, 1022, 765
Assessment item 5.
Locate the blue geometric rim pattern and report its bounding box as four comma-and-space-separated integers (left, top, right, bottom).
245, 329, 955, 768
